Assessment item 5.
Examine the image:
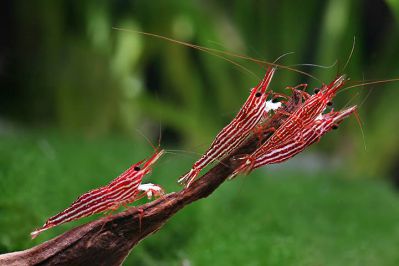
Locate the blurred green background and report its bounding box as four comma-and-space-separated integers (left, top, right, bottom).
1, 0, 399, 265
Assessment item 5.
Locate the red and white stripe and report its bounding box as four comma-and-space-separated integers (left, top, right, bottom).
233, 106, 356, 176
254, 75, 346, 155
179, 67, 276, 187
31, 149, 164, 239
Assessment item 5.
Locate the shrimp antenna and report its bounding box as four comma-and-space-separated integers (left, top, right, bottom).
156, 99, 163, 149
342, 91, 360, 109
341, 76, 367, 151
356, 75, 370, 151
112, 28, 322, 83
135, 129, 157, 152
113, 27, 258, 79
339, 95, 367, 152
253, 52, 294, 73
158, 122, 162, 149
290, 60, 338, 69
342, 36, 356, 73
254, 52, 294, 72
359, 88, 373, 109
188, 43, 260, 79
353, 108, 366, 151
339, 78, 399, 94
273, 52, 295, 64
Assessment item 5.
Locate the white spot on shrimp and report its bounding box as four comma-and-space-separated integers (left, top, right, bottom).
265, 100, 282, 112
315, 114, 324, 121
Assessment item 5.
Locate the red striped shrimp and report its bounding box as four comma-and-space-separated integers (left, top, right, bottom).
230, 76, 347, 175
232, 106, 356, 177
178, 67, 276, 187
30, 149, 165, 239
255, 75, 346, 150
253, 84, 310, 141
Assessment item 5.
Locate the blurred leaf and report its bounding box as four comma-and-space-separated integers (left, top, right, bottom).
386, 0, 399, 22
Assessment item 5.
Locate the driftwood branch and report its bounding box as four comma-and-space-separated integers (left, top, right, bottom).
0, 98, 296, 265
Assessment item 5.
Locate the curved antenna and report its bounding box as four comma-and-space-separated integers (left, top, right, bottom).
342, 36, 356, 73
135, 129, 157, 152
273, 51, 295, 64
113, 27, 258, 79
251, 51, 294, 72
333, 92, 367, 152
290, 60, 338, 69
155, 92, 163, 149
359, 88, 373, 109
356, 85, 373, 152
112, 28, 322, 83
341, 75, 367, 152
248, 51, 294, 74
342, 92, 359, 109
186, 44, 260, 79
158, 121, 162, 149
351, 107, 367, 151
338, 78, 399, 94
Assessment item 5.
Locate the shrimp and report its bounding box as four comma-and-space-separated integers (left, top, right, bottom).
30, 149, 165, 239
231, 106, 356, 177
269, 75, 346, 144
233, 75, 347, 174
178, 67, 276, 187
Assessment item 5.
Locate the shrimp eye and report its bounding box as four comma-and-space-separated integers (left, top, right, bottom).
271, 98, 278, 103
255, 92, 262, 97
134, 166, 141, 171
314, 88, 320, 93
332, 124, 339, 130
327, 101, 333, 106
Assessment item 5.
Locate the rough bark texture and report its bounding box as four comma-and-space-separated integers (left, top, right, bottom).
0, 97, 297, 266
